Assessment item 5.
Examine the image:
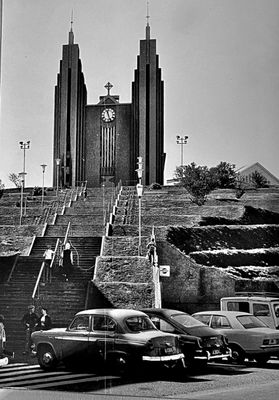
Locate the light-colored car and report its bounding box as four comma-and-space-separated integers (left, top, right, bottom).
31, 308, 184, 373
192, 310, 279, 365
220, 293, 279, 329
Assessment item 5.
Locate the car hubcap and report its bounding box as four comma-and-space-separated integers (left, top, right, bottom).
42, 352, 53, 364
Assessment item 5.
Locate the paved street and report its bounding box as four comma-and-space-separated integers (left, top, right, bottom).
1, 359, 279, 399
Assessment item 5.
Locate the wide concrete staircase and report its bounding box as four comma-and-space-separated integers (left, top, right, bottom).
0, 186, 113, 358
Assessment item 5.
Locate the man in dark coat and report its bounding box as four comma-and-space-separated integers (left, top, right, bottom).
21, 305, 39, 354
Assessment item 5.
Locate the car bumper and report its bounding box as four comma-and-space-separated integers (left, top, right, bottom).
142, 353, 184, 362
194, 348, 232, 361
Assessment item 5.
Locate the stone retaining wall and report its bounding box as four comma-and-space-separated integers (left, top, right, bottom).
92, 256, 155, 309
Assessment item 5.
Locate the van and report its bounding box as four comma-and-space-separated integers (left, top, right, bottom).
220, 292, 279, 329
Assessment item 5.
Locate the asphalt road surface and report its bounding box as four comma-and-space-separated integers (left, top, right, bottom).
1, 359, 279, 399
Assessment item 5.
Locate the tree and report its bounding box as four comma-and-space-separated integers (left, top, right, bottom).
8, 173, 21, 188
210, 161, 237, 189
0, 180, 5, 199
234, 177, 246, 199
175, 163, 217, 205
251, 171, 268, 188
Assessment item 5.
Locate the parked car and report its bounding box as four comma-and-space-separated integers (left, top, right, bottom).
31, 308, 184, 373
220, 292, 279, 329
141, 308, 231, 366
193, 310, 279, 365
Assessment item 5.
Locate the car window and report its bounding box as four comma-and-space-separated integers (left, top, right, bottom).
237, 315, 268, 329
172, 313, 206, 328
227, 301, 249, 313
149, 316, 177, 333
193, 314, 211, 326
253, 303, 270, 317
93, 316, 117, 332
273, 304, 279, 318
211, 315, 231, 329
68, 316, 90, 331
125, 316, 155, 332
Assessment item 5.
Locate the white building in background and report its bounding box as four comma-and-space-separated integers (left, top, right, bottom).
237, 162, 279, 187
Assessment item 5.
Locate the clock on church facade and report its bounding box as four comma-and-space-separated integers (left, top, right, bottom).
53, 22, 165, 188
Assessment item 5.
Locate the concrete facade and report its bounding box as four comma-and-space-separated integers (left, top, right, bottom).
53, 23, 165, 188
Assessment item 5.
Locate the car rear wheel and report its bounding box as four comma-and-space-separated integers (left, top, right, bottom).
229, 345, 245, 364
107, 354, 130, 376
255, 355, 270, 366
37, 345, 58, 371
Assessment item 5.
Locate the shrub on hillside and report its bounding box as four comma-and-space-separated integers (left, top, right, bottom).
175, 163, 217, 205
8, 173, 21, 189
210, 161, 237, 189
251, 171, 269, 188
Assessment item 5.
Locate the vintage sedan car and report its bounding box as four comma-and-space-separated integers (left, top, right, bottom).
193, 310, 279, 365
31, 308, 184, 373
141, 308, 231, 366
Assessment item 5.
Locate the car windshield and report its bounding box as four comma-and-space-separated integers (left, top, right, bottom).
171, 313, 206, 328
125, 316, 155, 332
237, 315, 268, 329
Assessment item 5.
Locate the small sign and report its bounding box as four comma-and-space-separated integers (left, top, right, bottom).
159, 265, 170, 277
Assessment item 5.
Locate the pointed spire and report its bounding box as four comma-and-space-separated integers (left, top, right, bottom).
69, 10, 74, 45
146, 0, 150, 40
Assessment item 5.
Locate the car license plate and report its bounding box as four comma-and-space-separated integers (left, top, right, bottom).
212, 349, 221, 355
165, 347, 175, 354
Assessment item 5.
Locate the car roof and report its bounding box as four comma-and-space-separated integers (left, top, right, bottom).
193, 310, 254, 317
141, 308, 188, 317
76, 308, 148, 318
222, 296, 279, 302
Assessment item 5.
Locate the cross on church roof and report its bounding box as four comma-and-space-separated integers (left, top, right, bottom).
104, 82, 113, 96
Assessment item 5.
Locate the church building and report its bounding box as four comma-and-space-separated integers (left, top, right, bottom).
53, 18, 165, 188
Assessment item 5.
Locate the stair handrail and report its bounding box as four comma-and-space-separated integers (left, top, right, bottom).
148, 226, 161, 308
6, 252, 20, 283
63, 221, 71, 246
31, 238, 60, 300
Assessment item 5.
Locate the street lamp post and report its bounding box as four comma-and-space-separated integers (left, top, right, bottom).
136, 156, 144, 256
136, 183, 143, 256
40, 164, 47, 207
19, 172, 27, 225
56, 159, 61, 197
19, 141, 30, 189
176, 135, 188, 166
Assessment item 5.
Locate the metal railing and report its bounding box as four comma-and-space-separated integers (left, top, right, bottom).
31, 238, 60, 300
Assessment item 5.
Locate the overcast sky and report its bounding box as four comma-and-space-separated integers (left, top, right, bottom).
0, 0, 278, 188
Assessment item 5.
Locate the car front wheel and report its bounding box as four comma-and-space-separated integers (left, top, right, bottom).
37, 345, 58, 371
229, 345, 245, 364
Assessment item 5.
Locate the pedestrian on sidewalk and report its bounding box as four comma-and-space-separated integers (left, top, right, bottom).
43, 245, 55, 283
37, 307, 52, 331
21, 305, 39, 355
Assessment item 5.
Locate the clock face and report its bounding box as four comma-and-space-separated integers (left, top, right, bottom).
101, 108, 116, 122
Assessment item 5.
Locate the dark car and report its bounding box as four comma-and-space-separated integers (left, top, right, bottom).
141, 308, 231, 366
31, 308, 184, 373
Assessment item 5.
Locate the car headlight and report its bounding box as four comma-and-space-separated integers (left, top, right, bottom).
263, 338, 279, 345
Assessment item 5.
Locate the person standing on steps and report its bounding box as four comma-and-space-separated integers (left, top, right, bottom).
61, 242, 74, 281
0, 315, 14, 363
37, 307, 52, 331
21, 305, 39, 355
43, 245, 55, 283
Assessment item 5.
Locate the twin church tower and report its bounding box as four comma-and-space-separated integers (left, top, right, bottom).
53, 18, 165, 188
